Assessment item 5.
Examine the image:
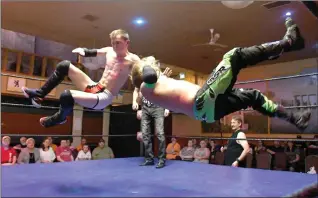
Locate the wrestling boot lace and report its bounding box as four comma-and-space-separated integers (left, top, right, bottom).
40, 111, 67, 128
156, 160, 166, 169
283, 17, 305, 52
293, 110, 311, 131
21, 87, 44, 108
140, 160, 155, 166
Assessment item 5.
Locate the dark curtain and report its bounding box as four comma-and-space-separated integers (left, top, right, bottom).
109, 105, 140, 158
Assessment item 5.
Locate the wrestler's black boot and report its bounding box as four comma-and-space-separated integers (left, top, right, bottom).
260, 17, 305, 60
40, 109, 68, 128
275, 106, 311, 131
22, 60, 71, 108
40, 90, 74, 128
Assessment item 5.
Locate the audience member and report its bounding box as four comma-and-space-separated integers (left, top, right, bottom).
194, 140, 210, 164
192, 139, 199, 149
1, 136, 17, 166
204, 138, 210, 150
285, 141, 300, 172
76, 138, 87, 151
180, 140, 195, 161
307, 135, 318, 155
267, 140, 284, 169
267, 140, 284, 154
18, 138, 41, 164
92, 139, 114, 160
13, 136, 27, 154
66, 139, 75, 150
56, 140, 74, 162
166, 137, 181, 160
209, 140, 221, 163
39, 138, 56, 163
66, 138, 77, 159
76, 145, 92, 161
255, 140, 267, 154
46, 136, 57, 152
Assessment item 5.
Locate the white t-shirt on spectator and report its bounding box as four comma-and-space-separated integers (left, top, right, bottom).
76, 150, 92, 161
40, 147, 56, 162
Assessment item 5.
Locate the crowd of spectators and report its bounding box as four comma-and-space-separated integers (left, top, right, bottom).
164, 135, 318, 173
1, 136, 114, 165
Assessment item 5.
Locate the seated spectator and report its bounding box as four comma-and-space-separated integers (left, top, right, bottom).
56, 140, 74, 162
255, 140, 267, 154
46, 136, 57, 152
285, 141, 300, 172
76, 138, 87, 151
92, 139, 114, 160
194, 140, 210, 164
66, 138, 77, 159
295, 135, 307, 150
266, 140, 284, 169
13, 136, 27, 154
18, 138, 41, 164
192, 139, 199, 149
209, 140, 221, 163
66, 139, 75, 150
76, 145, 91, 161
39, 138, 56, 163
1, 136, 17, 166
248, 144, 254, 155
308, 135, 318, 155
204, 139, 211, 150
180, 140, 195, 161
267, 140, 284, 154
166, 137, 181, 160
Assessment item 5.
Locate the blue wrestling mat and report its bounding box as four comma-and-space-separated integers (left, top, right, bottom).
2, 157, 317, 197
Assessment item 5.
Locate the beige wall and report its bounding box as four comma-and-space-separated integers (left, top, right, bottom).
172, 57, 318, 139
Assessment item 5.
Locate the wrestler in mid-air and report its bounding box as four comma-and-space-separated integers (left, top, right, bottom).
22, 29, 140, 127
131, 17, 311, 131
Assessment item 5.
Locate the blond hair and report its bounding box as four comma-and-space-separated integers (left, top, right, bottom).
109, 29, 129, 40
131, 56, 161, 88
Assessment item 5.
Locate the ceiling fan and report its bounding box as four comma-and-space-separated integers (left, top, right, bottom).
192, 29, 228, 48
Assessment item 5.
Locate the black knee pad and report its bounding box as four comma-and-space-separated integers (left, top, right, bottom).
56, 60, 71, 76
142, 66, 158, 85
60, 90, 74, 108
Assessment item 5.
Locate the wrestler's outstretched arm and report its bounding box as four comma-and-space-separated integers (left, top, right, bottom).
72, 47, 111, 57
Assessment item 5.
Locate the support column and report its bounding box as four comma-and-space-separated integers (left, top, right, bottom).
103, 107, 110, 144
72, 105, 83, 147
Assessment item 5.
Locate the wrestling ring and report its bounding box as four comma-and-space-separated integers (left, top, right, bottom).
1, 71, 318, 197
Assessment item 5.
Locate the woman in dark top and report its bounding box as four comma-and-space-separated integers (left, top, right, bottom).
285, 141, 300, 171
223, 115, 250, 167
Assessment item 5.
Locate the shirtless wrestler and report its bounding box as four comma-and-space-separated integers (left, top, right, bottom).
130, 18, 311, 131
22, 29, 140, 127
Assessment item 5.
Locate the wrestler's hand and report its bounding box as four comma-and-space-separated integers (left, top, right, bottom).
132, 102, 139, 111
163, 67, 173, 77
137, 110, 142, 120
72, 48, 85, 56
232, 161, 239, 167
164, 109, 170, 117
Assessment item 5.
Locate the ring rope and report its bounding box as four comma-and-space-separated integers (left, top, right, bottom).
235, 73, 318, 85
1, 134, 317, 142
2, 102, 317, 115
1, 102, 136, 114
1, 73, 73, 85
0, 73, 131, 93
2, 72, 317, 87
